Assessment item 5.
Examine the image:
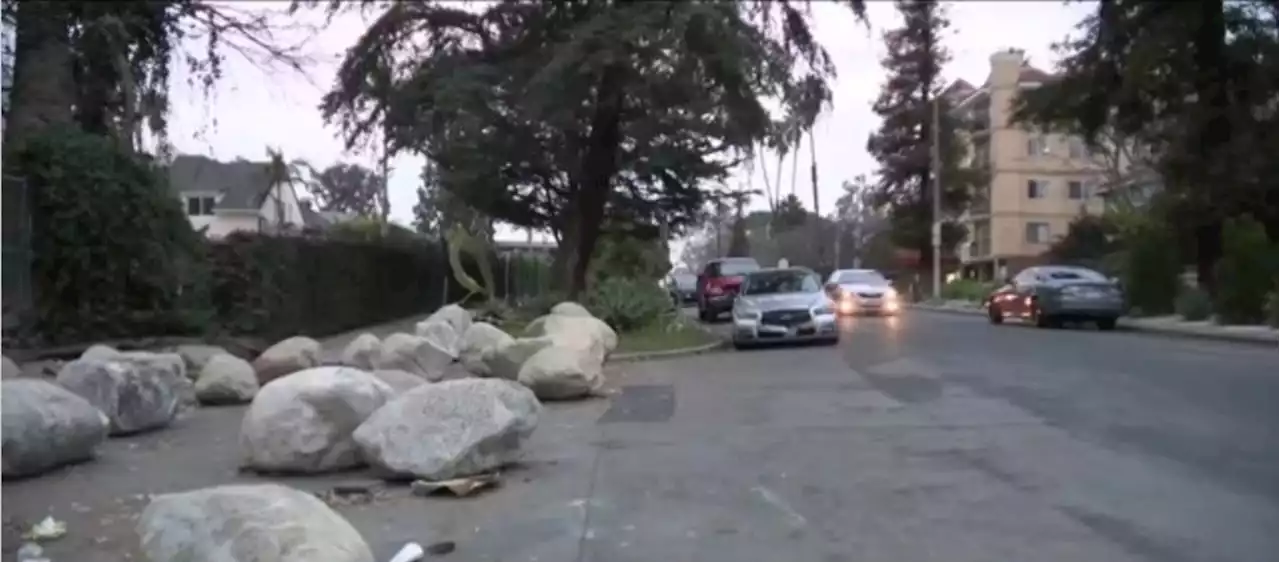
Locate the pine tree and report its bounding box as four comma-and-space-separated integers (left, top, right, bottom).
865, 0, 978, 269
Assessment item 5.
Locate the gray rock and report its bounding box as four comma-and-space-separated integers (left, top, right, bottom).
2, 379, 109, 478
80, 344, 122, 361
118, 351, 195, 409
252, 336, 322, 384
550, 301, 593, 318
424, 303, 473, 335
375, 333, 452, 382
55, 359, 181, 435
195, 354, 259, 405
2, 355, 20, 379
517, 344, 604, 400
341, 333, 381, 370
170, 344, 229, 378
137, 483, 373, 562
481, 336, 556, 381
353, 378, 540, 481
531, 314, 618, 356
372, 369, 428, 393
240, 367, 393, 473
459, 322, 514, 377
415, 319, 461, 359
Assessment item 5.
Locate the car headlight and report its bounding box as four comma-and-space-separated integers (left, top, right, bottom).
883, 288, 898, 300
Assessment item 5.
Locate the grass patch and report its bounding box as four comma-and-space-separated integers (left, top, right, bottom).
495, 315, 716, 354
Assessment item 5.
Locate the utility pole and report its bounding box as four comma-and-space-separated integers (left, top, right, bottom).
930, 97, 943, 300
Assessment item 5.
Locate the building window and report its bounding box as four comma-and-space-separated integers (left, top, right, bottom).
1026, 136, 1048, 156
1067, 180, 1086, 199
1025, 222, 1051, 244
1026, 179, 1047, 199
186, 196, 216, 216
1068, 138, 1087, 159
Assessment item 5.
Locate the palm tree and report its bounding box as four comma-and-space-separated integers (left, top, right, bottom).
263, 147, 313, 235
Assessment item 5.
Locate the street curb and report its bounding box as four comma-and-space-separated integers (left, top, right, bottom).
909, 304, 1279, 346
608, 338, 728, 364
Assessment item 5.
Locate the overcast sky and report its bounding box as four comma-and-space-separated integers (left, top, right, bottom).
165, 1, 1093, 244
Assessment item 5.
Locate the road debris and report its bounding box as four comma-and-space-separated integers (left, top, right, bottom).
388, 541, 424, 562
16, 542, 51, 562
410, 473, 501, 498
426, 540, 457, 556
22, 516, 66, 542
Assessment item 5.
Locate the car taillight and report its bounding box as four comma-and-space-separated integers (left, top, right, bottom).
706, 280, 725, 295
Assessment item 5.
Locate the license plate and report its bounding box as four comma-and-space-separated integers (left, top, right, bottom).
1079, 289, 1101, 298
788, 323, 814, 336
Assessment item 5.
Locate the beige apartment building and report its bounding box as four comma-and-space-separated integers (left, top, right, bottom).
948, 49, 1108, 281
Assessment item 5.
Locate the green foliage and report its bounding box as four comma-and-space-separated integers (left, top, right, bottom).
941, 279, 995, 303
727, 217, 751, 257
772, 194, 809, 233
1121, 223, 1181, 316
1266, 288, 1278, 328
1212, 216, 1276, 325
1047, 215, 1120, 270
309, 162, 385, 217
1174, 285, 1213, 321
589, 227, 671, 285
585, 277, 674, 333
327, 218, 421, 244
519, 291, 571, 319
11, 128, 210, 345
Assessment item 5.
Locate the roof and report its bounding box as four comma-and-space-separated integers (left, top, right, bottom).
168, 155, 272, 211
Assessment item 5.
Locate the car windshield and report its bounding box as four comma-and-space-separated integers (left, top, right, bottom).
719, 259, 760, 276
742, 270, 820, 295
835, 271, 889, 286
672, 273, 696, 288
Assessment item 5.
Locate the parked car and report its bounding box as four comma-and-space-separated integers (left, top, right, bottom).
824, 268, 900, 316
666, 271, 698, 305
731, 267, 839, 349
696, 257, 761, 321
985, 265, 1124, 330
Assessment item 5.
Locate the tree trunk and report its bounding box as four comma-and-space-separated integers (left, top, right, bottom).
5, 1, 75, 152
554, 64, 627, 300
1190, 0, 1228, 294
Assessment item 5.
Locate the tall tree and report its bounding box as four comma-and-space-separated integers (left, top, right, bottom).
309, 163, 384, 217
864, 0, 978, 270
772, 194, 809, 234
318, 1, 865, 297
413, 161, 493, 241
1009, 0, 1278, 292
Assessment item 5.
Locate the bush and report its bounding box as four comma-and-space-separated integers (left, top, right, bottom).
940, 279, 994, 302
585, 277, 673, 332
1174, 285, 1213, 321
1266, 289, 1278, 328
1213, 216, 1276, 325
10, 129, 211, 345
1121, 222, 1181, 316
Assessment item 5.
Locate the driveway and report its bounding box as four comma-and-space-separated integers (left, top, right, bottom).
4, 310, 1275, 562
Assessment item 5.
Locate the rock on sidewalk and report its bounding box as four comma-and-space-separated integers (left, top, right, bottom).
240, 367, 393, 473
2, 379, 110, 478
137, 483, 373, 562
341, 333, 381, 370
194, 354, 259, 405
56, 358, 183, 435
459, 322, 514, 377
353, 378, 540, 481
252, 336, 322, 384
375, 333, 452, 382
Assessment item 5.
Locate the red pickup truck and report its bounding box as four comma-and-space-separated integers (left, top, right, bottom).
696, 257, 761, 321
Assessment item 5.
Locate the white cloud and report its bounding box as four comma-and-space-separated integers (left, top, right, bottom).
164, 2, 1091, 246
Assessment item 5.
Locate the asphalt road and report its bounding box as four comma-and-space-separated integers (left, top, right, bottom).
4, 309, 1275, 562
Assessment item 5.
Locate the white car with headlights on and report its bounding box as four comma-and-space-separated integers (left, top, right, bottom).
731, 268, 840, 350
824, 268, 900, 316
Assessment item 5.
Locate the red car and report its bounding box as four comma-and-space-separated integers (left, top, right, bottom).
696, 257, 761, 321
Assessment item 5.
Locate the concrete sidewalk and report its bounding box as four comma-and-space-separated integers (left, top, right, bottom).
911, 301, 1279, 345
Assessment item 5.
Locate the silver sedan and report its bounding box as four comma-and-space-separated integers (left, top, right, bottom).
731, 268, 840, 349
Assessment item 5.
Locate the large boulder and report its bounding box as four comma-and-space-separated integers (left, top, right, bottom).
240, 367, 393, 473
353, 378, 540, 481
532, 314, 618, 356
459, 322, 515, 377
372, 369, 428, 393
424, 303, 473, 335
480, 336, 557, 381
118, 351, 195, 409
2, 379, 110, 478
415, 319, 461, 359
252, 336, 322, 384
137, 484, 373, 562
56, 359, 182, 435
194, 354, 259, 405
374, 333, 452, 382
341, 333, 381, 370
517, 344, 604, 400
170, 344, 229, 378
550, 301, 593, 318
2, 355, 20, 379
81, 344, 122, 361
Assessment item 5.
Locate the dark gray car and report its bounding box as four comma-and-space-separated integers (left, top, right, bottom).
986, 265, 1125, 329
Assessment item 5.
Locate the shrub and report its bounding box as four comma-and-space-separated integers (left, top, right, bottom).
1121, 222, 1181, 316
1266, 289, 1278, 328
1174, 285, 1212, 321
940, 279, 994, 302
10, 129, 211, 345
1213, 216, 1276, 325
585, 277, 673, 332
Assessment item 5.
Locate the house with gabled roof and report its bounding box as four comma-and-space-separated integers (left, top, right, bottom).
168, 154, 315, 238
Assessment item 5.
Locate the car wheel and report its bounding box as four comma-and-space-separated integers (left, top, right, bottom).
732, 339, 751, 351
987, 303, 1004, 325
1096, 317, 1118, 331
697, 301, 711, 322
1031, 303, 1055, 328
820, 337, 840, 346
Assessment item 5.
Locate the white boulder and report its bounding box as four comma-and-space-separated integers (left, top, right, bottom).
2, 379, 110, 478
372, 369, 428, 393
517, 345, 604, 400
80, 344, 122, 361
535, 314, 618, 355
481, 336, 557, 381
415, 319, 461, 359
341, 333, 381, 370
137, 484, 373, 562
56, 358, 182, 435
550, 301, 593, 318
118, 351, 195, 409
459, 322, 514, 376
353, 378, 540, 481
170, 344, 229, 379
2, 355, 20, 379
240, 367, 393, 473
194, 354, 259, 405
251, 336, 322, 384
425, 303, 473, 335
375, 333, 452, 382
